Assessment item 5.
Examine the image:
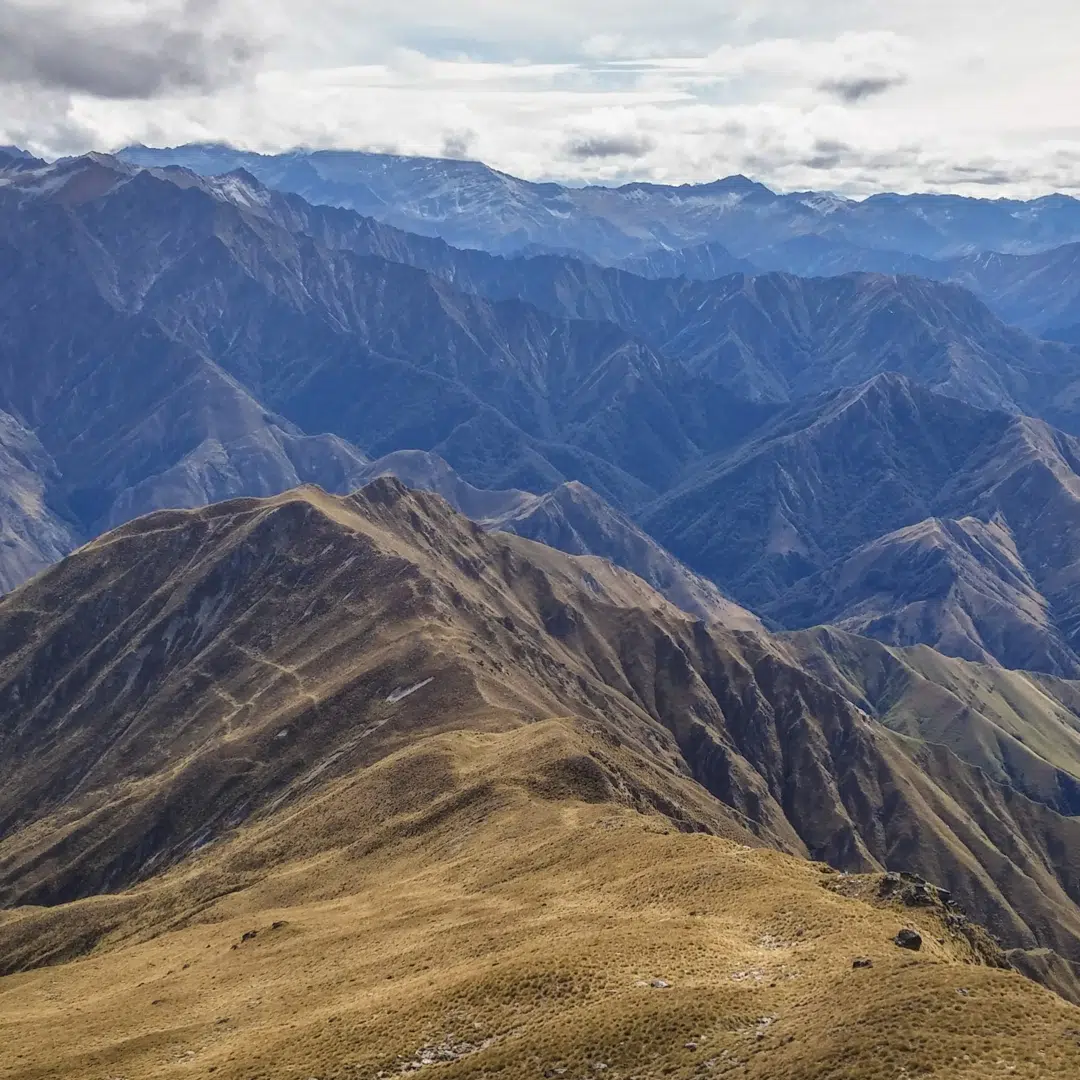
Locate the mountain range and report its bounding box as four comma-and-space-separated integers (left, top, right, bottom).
7, 139, 1080, 1074
6, 148, 1080, 676
4, 480, 1080, 1077
120, 142, 1080, 261
119, 143, 1080, 341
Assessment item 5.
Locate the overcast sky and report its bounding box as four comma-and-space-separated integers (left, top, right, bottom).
1, 0, 1078, 195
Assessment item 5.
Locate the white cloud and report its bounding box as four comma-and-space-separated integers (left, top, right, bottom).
2, 1, 1079, 197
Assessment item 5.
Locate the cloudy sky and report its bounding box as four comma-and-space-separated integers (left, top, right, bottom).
1, 0, 1078, 195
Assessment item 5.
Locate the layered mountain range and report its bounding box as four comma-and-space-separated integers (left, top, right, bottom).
7, 141, 1080, 1074
120, 142, 1080, 261
6, 147, 1080, 678
121, 143, 1080, 339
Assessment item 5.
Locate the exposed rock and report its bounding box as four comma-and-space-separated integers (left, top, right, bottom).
895, 929, 923, 951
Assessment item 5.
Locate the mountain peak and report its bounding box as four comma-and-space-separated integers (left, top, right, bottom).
357, 472, 413, 504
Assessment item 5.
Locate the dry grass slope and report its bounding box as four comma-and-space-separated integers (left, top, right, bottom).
3, 721, 1080, 1080
4, 480, 1080, 1077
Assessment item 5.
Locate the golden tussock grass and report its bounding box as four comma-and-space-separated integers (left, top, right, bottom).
2, 719, 1079, 1080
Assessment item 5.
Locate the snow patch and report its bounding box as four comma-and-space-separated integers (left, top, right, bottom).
386, 678, 434, 704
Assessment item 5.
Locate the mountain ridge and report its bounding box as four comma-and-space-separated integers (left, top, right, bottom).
4, 478, 1080, 978
643, 375, 1080, 674
117, 143, 1080, 262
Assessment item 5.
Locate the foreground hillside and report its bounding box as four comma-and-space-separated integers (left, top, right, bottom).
3, 479, 1080, 953
3, 724, 1079, 1080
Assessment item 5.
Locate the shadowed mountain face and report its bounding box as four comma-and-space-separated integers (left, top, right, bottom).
946, 244, 1080, 337
0, 152, 726, 588
0, 159, 377, 548
481, 479, 763, 630
642, 375, 1080, 674
731, 237, 1080, 339
643, 375, 1011, 605
770, 516, 1080, 676
0, 152, 743, 626
615, 240, 758, 280
4, 480, 1080, 987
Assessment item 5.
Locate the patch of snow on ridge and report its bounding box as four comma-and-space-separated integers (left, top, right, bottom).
386, 678, 434, 704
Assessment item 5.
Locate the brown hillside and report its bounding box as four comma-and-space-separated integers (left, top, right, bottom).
3, 721, 1080, 1079
3, 479, 1080, 1076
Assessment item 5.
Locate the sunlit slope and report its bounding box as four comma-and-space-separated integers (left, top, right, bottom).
3, 720, 1080, 1080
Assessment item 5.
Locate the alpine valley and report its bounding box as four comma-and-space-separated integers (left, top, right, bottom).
5, 144, 1080, 1079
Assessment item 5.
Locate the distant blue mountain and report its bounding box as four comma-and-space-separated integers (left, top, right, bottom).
6, 149, 1080, 680
120, 143, 1080, 265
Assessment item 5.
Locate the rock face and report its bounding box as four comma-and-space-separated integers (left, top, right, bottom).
4, 480, 1080, 977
